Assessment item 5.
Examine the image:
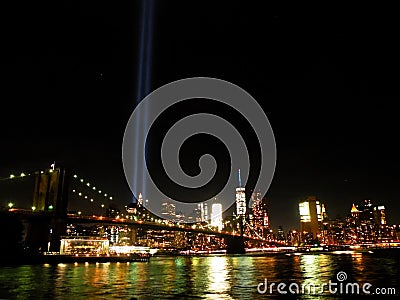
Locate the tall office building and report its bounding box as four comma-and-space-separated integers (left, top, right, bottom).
198, 202, 209, 223
235, 169, 246, 216
249, 190, 266, 236
251, 190, 262, 218
373, 205, 386, 225
350, 203, 360, 218
261, 196, 272, 239
137, 193, 143, 207
299, 196, 325, 240
211, 200, 223, 230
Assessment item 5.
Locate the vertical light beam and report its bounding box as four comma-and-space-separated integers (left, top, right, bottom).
132, 0, 155, 202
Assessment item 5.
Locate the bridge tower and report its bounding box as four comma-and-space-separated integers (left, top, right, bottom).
25, 165, 71, 253
32, 165, 70, 215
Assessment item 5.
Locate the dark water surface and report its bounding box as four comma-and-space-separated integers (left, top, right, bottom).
0, 253, 399, 299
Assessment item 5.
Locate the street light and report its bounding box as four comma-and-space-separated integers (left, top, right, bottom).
32, 206, 36, 211
8, 202, 13, 208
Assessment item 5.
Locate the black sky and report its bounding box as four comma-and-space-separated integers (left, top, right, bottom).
1, 1, 399, 230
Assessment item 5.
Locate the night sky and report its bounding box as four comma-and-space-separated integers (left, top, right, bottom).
2, 1, 399, 231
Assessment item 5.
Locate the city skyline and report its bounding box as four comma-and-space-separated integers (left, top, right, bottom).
2, 2, 399, 234
1, 166, 399, 235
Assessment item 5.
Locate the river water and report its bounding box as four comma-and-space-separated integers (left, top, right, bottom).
0, 252, 399, 299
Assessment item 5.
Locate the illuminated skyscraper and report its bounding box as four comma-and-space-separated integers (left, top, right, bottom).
250, 190, 262, 218
137, 193, 143, 207
211, 200, 223, 230
261, 196, 272, 239
198, 202, 209, 223
350, 203, 360, 218
373, 205, 386, 225
299, 196, 325, 241
249, 190, 267, 237
235, 169, 246, 216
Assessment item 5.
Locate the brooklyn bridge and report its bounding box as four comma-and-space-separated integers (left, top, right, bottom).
1, 164, 285, 256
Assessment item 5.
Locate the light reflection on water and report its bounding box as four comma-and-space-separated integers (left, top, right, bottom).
0, 253, 398, 299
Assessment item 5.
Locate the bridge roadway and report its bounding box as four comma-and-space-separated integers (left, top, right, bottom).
67, 214, 265, 242
8, 208, 277, 243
